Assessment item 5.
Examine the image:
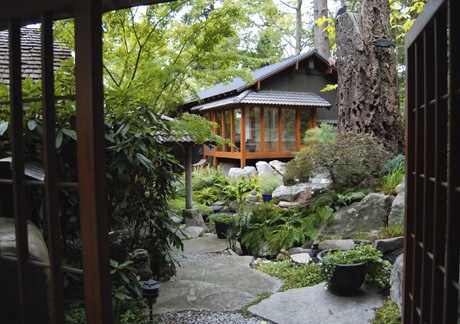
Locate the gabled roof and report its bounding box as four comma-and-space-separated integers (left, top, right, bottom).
191, 89, 331, 111
0, 27, 72, 84
190, 49, 333, 104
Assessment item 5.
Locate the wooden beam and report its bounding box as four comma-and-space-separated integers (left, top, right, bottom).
0, 0, 174, 27
74, 1, 112, 323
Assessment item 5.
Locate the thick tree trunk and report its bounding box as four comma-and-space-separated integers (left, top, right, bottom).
313, 0, 329, 57
335, 0, 404, 153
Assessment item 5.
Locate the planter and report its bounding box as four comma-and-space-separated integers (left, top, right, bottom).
318, 249, 367, 295
214, 222, 231, 239
262, 194, 272, 203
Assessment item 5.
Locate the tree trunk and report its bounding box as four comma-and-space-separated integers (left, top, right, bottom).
313, 0, 329, 57
335, 0, 404, 153
295, 0, 302, 55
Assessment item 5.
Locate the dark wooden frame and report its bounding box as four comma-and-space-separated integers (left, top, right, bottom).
404, 0, 460, 322
0, 1, 173, 323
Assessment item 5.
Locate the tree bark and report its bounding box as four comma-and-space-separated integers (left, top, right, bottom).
335, 0, 404, 153
295, 0, 302, 55
313, 0, 329, 57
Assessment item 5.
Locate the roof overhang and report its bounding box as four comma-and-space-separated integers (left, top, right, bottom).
0, 0, 174, 29
191, 90, 332, 112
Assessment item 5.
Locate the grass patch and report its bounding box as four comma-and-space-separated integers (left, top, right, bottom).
257, 260, 323, 291
240, 292, 272, 317
371, 297, 401, 324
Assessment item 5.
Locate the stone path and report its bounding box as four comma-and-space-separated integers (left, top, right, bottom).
151, 232, 384, 323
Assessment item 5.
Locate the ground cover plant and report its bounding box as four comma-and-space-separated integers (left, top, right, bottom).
257, 260, 323, 291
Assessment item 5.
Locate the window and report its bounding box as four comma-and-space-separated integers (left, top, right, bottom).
263, 107, 278, 152
282, 108, 296, 151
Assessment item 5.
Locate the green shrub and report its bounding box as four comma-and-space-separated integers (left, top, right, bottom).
371, 298, 401, 324
258, 176, 282, 194
284, 133, 391, 187
258, 260, 323, 291
382, 154, 405, 175
222, 176, 259, 203
303, 123, 337, 145
192, 165, 228, 191
378, 161, 405, 195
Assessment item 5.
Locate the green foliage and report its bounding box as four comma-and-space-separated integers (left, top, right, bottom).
258, 176, 282, 194
320, 244, 393, 291
382, 154, 405, 175
192, 165, 228, 191
303, 123, 337, 145
209, 213, 236, 225
222, 176, 259, 203
285, 133, 391, 187
371, 297, 401, 324
168, 112, 228, 146
378, 161, 405, 195
193, 186, 220, 205
65, 301, 86, 324
258, 260, 323, 291
110, 259, 146, 324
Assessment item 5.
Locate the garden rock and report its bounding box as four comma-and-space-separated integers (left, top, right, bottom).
289, 247, 311, 255
256, 161, 282, 180
317, 239, 355, 251
0, 217, 50, 323
272, 183, 311, 204
388, 178, 405, 226
390, 253, 404, 311
290, 253, 311, 264
269, 160, 286, 175
375, 236, 404, 254
317, 193, 393, 239
243, 166, 257, 177
183, 209, 207, 229
228, 167, 245, 180
310, 171, 333, 191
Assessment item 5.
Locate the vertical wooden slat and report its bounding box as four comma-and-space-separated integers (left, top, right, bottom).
421, 21, 435, 321
41, 15, 65, 324
74, 1, 113, 323
430, 12, 448, 323
444, 0, 460, 321
403, 42, 415, 323
9, 20, 31, 324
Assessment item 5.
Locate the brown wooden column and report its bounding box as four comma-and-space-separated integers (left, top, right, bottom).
41, 15, 65, 324
75, 0, 112, 322
9, 20, 32, 324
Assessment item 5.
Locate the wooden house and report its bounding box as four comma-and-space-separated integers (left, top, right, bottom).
182, 50, 338, 168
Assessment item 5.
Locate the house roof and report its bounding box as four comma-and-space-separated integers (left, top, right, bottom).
0, 27, 72, 84
191, 89, 331, 111
189, 49, 333, 105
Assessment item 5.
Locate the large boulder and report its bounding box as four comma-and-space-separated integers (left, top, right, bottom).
390, 254, 404, 311
388, 178, 405, 226
317, 193, 393, 239
228, 167, 245, 180
268, 160, 286, 175
256, 161, 282, 181
0, 217, 50, 323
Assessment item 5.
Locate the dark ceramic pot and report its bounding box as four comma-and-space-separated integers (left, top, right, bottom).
214, 222, 230, 239
262, 194, 272, 203
318, 249, 367, 295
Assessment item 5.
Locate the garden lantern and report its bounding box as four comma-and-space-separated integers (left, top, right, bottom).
140, 279, 160, 322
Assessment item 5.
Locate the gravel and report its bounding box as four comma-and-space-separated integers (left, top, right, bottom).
153, 310, 274, 323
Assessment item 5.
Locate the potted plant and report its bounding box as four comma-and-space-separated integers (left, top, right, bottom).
209, 213, 236, 239
258, 177, 282, 202
318, 243, 392, 295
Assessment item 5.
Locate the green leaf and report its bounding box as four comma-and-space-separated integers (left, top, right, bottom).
0, 121, 8, 136
56, 130, 63, 149
61, 128, 77, 140
136, 153, 154, 169
27, 119, 37, 131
